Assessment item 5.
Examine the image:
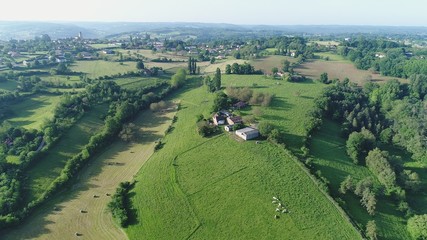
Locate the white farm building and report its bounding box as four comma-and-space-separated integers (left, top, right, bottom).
235, 127, 259, 140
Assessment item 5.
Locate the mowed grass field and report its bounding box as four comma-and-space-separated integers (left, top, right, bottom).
70, 60, 137, 78
125, 78, 360, 239
24, 104, 109, 203
250, 55, 296, 74
222, 75, 325, 152
114, 77, 167, 89
7, 94, 62, 130
203, 59, 247, 73
117, 49, 189, 62
4, 106, 177, 240
41, 75, 82, 85
310, 120, 412, 239
0, 80, 18, 91
295, 53, 406, 85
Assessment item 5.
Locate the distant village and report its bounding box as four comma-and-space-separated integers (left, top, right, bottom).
0, 31, 253, 71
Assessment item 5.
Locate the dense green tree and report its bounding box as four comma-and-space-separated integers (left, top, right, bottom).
231, 63, 240, 74
365, 148, 396, 191
258, 122, 274, 137
339, 175, 355, 194
320, 72, 329, 84
56, 63, 69, 74
234, 51, 241, 59
366, 220, 378, 240
282, 59, 290, 72
225, 64, 231, 74
136, 60, 145, 70
204, 76, 215, 93
272, 67, 279, 75
213, 68, 221, 91
212, 92, 229, 112
346, 129, 376, 164
170, 69, 187, 88
409, 74, 427, 100
361, 188, 377, 215
400, 170, 422, 192
188, 57, 197, 75
407, 214, 427, 240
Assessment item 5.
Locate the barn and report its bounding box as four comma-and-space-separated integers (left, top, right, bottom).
235, 127, 259, 140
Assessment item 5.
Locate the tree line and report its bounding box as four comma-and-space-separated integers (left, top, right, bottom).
309, 75, 426, 233
0, 71, 183, 228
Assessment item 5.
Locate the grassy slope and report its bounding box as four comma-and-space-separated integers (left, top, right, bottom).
24, 104, 109, 202
310, 119, 412, 239
7, 94, 61, 130
126, 78, 359, 239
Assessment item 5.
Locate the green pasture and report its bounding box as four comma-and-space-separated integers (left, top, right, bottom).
0, 80, 18, 91
221, 74, 325, 153
114, 77, 167, 89
24, 104, 109, 202
7, 94, 61, 130
70, 60, 137, 78
125, 78, 359, 239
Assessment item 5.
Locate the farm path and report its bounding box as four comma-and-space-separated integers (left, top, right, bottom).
3, 109, 176, 240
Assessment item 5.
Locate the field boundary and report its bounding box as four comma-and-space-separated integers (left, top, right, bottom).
171, 155, 201, 239
169, 134, 224, 239
275, 143, 365, 239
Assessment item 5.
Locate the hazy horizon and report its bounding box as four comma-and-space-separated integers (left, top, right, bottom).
3, 0, 427, 26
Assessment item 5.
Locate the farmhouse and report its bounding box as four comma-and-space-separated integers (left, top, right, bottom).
102, 49, 114, 54
227, 116, 243, 125
23, 60, 33, 67
213, 113, 226, 125
235, 127, 259, 140
375, 53, 385, 58
219, 110, 232, 117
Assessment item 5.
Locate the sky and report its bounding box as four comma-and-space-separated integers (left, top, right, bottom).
1, 0, 427, 26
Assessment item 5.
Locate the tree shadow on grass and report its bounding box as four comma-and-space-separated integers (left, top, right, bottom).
126, 191, 139, 227
269, 97, 293, 110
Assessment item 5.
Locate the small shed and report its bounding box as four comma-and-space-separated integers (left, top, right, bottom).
235, 127, 259, 140
224, 125, 233, 132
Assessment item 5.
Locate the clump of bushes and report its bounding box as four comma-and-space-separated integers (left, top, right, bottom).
197, 120, 217, 137
107, 181, 134, 227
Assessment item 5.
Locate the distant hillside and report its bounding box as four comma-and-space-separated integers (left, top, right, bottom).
1, 21, 427, 40
0, 21, 100, 40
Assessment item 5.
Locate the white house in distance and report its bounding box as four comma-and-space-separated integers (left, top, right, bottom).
235, 127, 259, 140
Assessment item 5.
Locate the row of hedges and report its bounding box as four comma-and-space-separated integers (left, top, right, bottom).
0, 75, 177, 229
